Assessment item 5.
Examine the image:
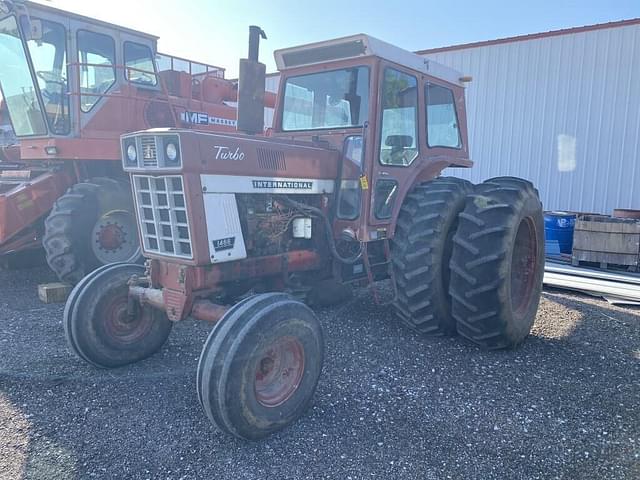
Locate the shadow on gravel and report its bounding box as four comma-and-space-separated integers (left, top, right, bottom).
0, 272, 638, 479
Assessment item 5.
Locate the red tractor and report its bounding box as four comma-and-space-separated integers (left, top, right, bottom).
0, 1, 271, 281
65, 30, 545, 440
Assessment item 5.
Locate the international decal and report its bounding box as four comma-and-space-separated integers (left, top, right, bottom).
252, 180, 313, 190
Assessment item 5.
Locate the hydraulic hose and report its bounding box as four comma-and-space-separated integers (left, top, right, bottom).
277, 196, 363, 265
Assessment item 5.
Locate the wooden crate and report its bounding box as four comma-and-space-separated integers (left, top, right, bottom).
572, 215, 640, 271
38, 282, 72, 304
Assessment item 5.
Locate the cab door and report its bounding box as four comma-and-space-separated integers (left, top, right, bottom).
367, 62, 424, 237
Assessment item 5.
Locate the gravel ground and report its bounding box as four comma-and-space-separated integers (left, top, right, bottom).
0, 266, 638, 480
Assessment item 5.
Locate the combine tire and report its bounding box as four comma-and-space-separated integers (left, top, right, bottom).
64, 263, 172, 368
391, 177, 473, 335
449, 177, 544, 349
44, 178, 141, 284
197, 293, 324, 440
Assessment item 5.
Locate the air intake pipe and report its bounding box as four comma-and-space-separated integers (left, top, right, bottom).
237, 26, 267, 135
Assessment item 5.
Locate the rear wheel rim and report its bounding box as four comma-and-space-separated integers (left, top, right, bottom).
510, 217, 539, 315
91, 210, 141, 265
254, 336, 305, 408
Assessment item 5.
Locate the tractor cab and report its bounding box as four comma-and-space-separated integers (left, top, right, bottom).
270, 35, 474, 242
0, 0, 234, 164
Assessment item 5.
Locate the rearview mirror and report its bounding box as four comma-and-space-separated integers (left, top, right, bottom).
25, 18, 42, 41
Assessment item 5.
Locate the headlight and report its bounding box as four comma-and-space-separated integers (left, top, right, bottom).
126, 144, 137, 163
166, 142, 178, 162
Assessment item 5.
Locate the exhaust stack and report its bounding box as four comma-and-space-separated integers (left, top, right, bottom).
237, 26, 267, 135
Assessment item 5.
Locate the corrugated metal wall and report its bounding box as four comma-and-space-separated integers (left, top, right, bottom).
425, 23, 640, 214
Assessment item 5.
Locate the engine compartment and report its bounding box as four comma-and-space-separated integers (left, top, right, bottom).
236, 194, 325, 258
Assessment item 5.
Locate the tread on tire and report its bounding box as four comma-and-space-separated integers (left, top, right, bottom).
391, 177, 473, 335
449, 176, 544, 349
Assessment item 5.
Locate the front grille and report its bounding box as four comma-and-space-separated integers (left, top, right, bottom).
140, 136, 158, 167
133, 175, 193, 258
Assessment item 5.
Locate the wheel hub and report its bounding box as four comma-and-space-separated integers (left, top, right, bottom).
254, 336, 305, 408
96, 222, 126, 252
90, 210, 141, 265
102, 293, 153, 344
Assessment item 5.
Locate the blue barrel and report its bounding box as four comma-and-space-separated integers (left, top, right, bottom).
544, 212, 577, 255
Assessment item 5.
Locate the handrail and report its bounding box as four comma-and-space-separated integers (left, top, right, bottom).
156, 52, 225, 78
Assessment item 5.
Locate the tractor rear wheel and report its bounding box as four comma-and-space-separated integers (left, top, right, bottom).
64, 263, 172, 368
197, 293, 324, 440
449, 176, 544, 349
391, 177, 473, 335
44, 178, 141, 284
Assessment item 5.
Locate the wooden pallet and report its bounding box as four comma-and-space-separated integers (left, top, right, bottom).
571, 258, 638, 272
572, 215, 640, 272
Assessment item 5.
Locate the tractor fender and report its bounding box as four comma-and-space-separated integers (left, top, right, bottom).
380, 157, 463, 240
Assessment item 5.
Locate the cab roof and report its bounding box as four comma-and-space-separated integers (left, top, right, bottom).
18, 0, 158, 41
274, 34, 465, 87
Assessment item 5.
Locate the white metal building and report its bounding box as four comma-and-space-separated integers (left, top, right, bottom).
267, 20, 640, 214
419, 19, 640, 215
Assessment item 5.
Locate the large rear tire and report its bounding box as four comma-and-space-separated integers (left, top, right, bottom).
391, 177, 473, 335
44, 178, 142, 284
197, 293, 324, 440
449, 177, 544, 349
64, 263, 172, 368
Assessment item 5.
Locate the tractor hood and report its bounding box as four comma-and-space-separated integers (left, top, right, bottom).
121, 129, 340, 183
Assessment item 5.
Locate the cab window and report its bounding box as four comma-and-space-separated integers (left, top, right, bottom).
124, 42, 158, 86
282, 67, 369, 131
426, 83, 461, 149
27, 19, 70, 134
379, 68, 418, 166
0, 15, 47, 136
77, 30, 116, 112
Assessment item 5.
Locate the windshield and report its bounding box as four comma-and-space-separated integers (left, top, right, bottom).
282, 67, 369, 131
0, 89, 16, 145
27, 19, 69, 134
0, 15, 47, 136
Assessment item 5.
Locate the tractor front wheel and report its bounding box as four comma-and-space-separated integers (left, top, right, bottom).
197, 293, 324, 440
64, 263, 172, 368
44, 178, 142, 284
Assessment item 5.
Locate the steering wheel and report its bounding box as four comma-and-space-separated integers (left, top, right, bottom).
37, 70, 66, 87
135, 71, 155, 85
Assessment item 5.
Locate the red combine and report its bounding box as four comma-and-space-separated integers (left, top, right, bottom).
0, 1, 270, 282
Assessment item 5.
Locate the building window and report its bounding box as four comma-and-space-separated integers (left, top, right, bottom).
379, 68, 418, 166
77, 30, 116, 112
124, 42, 158, 86
426, 83, 461, 149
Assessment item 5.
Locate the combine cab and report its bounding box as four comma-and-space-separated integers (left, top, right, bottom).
66, 30, 545, 440
0, 0, 255, 281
